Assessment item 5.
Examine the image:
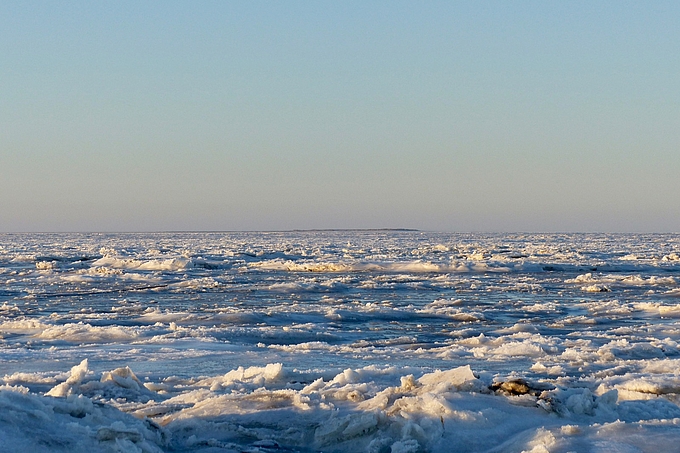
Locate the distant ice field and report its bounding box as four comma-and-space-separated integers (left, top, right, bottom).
2, 232, 680, 452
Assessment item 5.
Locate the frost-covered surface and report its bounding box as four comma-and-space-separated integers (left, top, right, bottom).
2, 231, 680, 452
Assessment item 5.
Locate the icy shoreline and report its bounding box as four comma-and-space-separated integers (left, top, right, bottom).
5, 359, 680, 452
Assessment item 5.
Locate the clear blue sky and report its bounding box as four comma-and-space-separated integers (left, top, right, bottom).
2, 1, 678, 232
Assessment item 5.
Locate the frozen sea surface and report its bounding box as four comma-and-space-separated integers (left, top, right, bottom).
2, 231, 680, 452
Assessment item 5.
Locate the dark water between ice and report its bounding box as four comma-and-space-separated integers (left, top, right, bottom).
2, 231, 679, 381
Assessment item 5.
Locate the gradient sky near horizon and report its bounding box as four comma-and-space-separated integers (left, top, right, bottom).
2, 1, 679, 232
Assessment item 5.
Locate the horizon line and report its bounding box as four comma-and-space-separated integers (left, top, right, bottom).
1, 229, 677, 235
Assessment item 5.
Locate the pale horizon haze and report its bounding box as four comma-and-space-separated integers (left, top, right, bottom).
2, 1, 679, 233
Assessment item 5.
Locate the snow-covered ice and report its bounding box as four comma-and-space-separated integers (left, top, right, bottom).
2, 231, 680, 452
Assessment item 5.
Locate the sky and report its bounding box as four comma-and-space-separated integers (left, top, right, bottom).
1, 1, 679, 232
